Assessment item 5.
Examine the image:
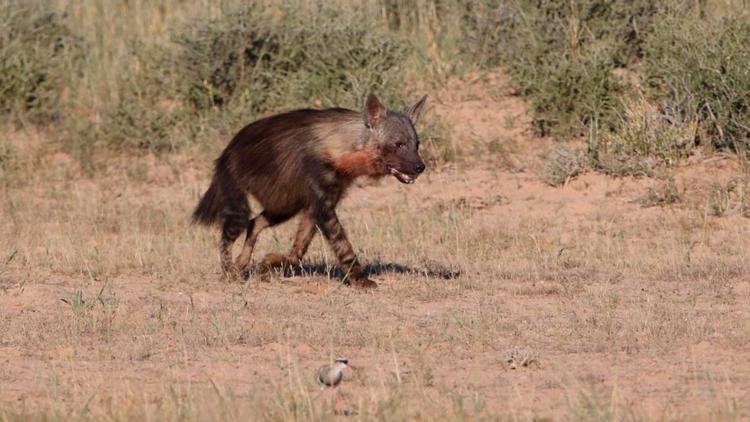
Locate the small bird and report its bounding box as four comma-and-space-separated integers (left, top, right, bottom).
316, 357, 349, 389
315, 357, 350, 414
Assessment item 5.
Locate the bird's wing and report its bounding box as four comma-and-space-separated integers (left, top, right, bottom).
316, 365, 329, 387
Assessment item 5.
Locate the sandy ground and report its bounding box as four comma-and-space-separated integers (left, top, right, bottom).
1, 71, 749, 420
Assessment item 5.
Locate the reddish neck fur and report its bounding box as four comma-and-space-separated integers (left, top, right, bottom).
331, 148, 380, 178
313, 114, 384, 178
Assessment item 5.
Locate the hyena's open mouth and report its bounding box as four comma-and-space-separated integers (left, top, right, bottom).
387, 165, 416, 184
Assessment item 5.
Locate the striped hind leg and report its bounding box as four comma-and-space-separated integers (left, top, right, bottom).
215, 169, 251, 279
219, 210, 250, 279
258, 209, 316, 275
234, 212, 271, 275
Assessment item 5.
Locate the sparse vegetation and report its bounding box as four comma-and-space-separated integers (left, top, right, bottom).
468, 0, 750, 171
0, 139, 13, 171
541, 143, 586, 186
502, 347, 539, 369
0, 0, 462, 163
643, 12, 750, 153
595, 95, 697, 176
1, 0, 747, 171
638, 176, 682, 208
0, 2, 83, 123
705, 178, 750, 217
2, 1, 750, 420
471, 0, 662, 136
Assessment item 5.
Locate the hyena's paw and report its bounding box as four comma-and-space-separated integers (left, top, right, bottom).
350, 277, 378, 289
255, 253, 289, 279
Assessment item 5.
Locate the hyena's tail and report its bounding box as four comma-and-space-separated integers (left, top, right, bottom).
192, 178, 225, 226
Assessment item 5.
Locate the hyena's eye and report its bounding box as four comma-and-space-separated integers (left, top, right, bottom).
396, 142, 406, 150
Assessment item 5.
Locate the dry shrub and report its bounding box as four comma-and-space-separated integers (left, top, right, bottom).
638, 176, 682, 208
463, 0, 750, 170
542, 143, 585, 186
465, 0, 663, 137
594, 95, 697, 176
88, 2, 413, 153
174, 2, 412, 125
1, 0, 441, 159
705, 178, 750, 218
644, 13, 750, 153
502, 347, 539, 369
0, 2, 83, 122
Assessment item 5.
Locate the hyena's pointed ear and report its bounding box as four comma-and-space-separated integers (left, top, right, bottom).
404, 95, 428, 125
364, 93, 387, 128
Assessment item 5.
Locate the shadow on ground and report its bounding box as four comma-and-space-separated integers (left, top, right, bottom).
243, 260, 461, 281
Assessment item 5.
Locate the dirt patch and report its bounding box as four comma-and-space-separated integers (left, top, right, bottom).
1, 71, 749, 420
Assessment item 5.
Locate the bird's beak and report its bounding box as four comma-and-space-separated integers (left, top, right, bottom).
346, 364, 359, 371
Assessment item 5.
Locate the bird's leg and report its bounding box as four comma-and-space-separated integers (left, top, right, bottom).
334, 388, 345, 415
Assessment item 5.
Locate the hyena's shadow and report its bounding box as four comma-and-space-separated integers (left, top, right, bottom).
245, 260, 460, 281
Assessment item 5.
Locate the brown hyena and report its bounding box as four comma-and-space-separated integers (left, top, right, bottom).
191, 93, 427, 288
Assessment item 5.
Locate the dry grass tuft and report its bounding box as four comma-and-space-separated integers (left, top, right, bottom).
705, 178, 750, 218
502, 347, 539, 370
2, 4, 750, 417
2, 136, 749, 419
541, 143, 586, 186
638, 176, 682, 208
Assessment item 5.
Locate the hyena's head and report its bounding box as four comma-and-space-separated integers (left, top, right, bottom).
364, 93, 427, 184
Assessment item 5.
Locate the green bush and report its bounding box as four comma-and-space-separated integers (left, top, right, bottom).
104, 85, 187, 152
523, 42, 625, 136
467, 0, 660, 67
467, 0, 663, 136
90, 2, 416, 153
643, 15, 750, 153
593, 95, 697, 176
0, 3, 83, 122
100, 43, 187, 152
175, 3, 412, 122
455, 0, 512, 67
463, 0, 750, 168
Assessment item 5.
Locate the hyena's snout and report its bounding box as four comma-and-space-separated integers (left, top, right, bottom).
408, 153, 426, 176
387, 158, 425, 184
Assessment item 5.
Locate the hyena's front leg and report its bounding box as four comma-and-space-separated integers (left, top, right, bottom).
258, 210, 316, 275
313, 204, 377, 289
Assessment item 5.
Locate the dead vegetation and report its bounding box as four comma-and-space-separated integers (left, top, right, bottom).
2, 72, 750, 420
2, 0, 750, 420
541, 143, 586, 186
637, 176, 682, 208
705, 178, 750, 218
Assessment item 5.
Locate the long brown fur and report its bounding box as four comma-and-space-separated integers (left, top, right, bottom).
192, 93, 427, 288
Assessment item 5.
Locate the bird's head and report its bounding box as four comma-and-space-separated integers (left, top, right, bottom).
335, 357, 357, 370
